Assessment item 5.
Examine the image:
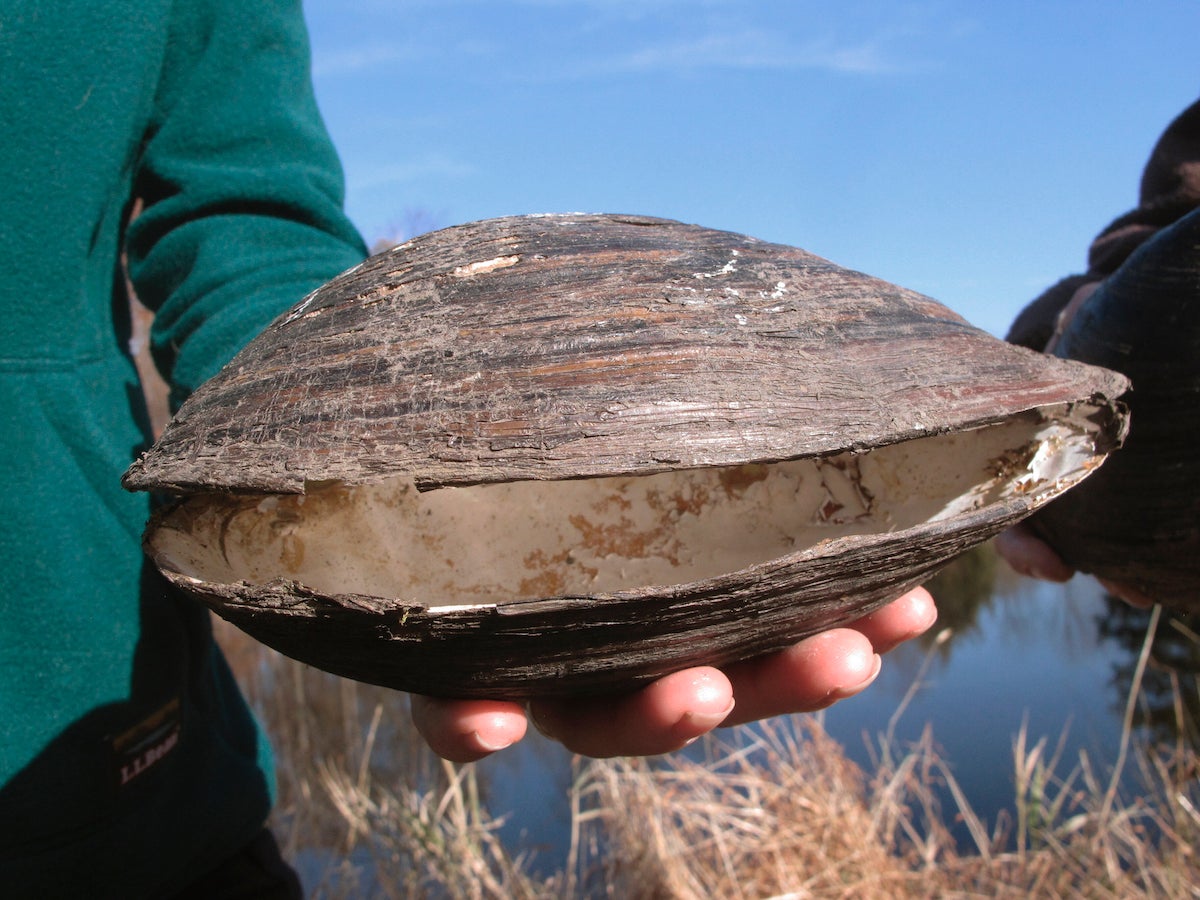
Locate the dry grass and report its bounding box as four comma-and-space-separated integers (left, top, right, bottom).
215, 618, 553, 898
214, 616, 1200, 899
568, 611, 1199, 899
573, 717, 925, 899
572, 712, 1199, 899
316, 752, 551, 899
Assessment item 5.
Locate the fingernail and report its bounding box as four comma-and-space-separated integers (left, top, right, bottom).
918, 598, 939, 629
472, 730, 516, 753
680, 698, 736, 732
904, 595, 939, 639
828, 653, 882, 702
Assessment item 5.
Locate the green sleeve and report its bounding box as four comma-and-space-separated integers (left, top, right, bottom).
126, 0, 367, 408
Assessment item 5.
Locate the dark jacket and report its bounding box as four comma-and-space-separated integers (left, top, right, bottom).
1008, 98, 1200, 349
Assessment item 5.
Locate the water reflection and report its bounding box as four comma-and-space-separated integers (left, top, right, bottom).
1095, 597, 1200, 748
918, 543, 1001, 652
907, 543, 1200, 752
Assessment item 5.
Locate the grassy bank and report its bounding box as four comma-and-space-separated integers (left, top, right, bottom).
214, 609, 1199, 899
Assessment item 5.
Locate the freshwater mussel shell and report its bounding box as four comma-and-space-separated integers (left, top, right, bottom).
1029, 208, 1200, 610
126, 214, 1130, 697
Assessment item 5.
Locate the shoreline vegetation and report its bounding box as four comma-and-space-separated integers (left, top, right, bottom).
214, 569, 1200, 899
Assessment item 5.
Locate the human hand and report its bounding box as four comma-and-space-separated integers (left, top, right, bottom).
994, 523, 1154, 609
409, 585, 937, 762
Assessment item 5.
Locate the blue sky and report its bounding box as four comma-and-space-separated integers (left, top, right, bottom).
302, 1, 1199, 337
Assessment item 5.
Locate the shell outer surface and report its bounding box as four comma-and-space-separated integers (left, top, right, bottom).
125, 213, 1133, 697
123, 213, 1129, 494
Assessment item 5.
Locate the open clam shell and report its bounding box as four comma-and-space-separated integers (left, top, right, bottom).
1028, 208, 1200, 610
125, 214, 1129, 697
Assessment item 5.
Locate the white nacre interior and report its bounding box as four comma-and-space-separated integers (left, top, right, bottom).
150, 407, 1103, 607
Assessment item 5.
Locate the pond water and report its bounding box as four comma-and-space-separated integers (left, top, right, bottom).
470, 546, 1198, 874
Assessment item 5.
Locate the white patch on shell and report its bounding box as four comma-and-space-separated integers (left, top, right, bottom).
280, 290, 319, 325
452, 255, 521, 277
693, 249, 739, 279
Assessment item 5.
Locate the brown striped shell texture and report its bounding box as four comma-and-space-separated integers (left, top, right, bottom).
125, 214, 1130, 697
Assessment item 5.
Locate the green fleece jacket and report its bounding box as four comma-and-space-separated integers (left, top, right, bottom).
0, 1, 367, 894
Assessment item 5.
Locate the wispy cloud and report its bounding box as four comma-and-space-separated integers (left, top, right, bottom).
308, 4, 947, 84
596, 29, 910, 76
